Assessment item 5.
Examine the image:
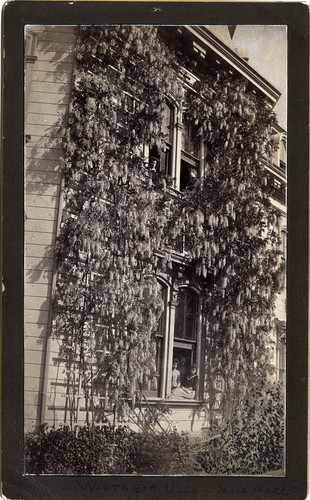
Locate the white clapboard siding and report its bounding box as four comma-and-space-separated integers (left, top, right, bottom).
26, 123, 64, 138
25, 309, 50, 325
25, 257, 54, 272
25, 135, 63, 150
34, 60, 74, 73
26, 206, 58, 221
27, 112, 67, 126
29, 92, 70, 105
25, 245, 54, 259
25, 322, 49, 338
25, 349, 46, 365
25, 219, 56, 234
36, 41, 75, 54
28, 102, 68, 117
25, 25, 76, 431
38, 31, 76, 43
26, 377, 44, 393
26, 194, 60, 209
32, 70, 72, 84
25, 232, 56, 247
26, 159, 60, 173
26, 145, 63, 161
31, 80, 72, 96
25, 404, 41, 421
26, 182, 60, 197
25, 392, 42, 407
25, 336, 47, 352
25, 295, 51, 312
26, 171, 61, 186
25, 283, 52, 298
25, 362, 45, 379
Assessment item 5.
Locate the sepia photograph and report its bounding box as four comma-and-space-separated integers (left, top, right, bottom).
23, 23, 288, 477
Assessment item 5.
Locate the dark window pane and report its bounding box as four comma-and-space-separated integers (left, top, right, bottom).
180, 159, 198, 191
174, 289, 186, 339
142, 282, 167, 396
174, 288, 198, 340
185, 290, 198, 340
182, 116, 200, 158
158, 284, 168, 337
162, 101, 173, 143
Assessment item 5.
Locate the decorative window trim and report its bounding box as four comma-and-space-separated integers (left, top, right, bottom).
25, 29, 38, 118
143, 278, 204, 403
25, 29, 37, 62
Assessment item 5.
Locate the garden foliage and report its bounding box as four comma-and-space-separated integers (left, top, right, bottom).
26, 381, 284, 475
25, 423, 194, 475
197, 381, 285, 474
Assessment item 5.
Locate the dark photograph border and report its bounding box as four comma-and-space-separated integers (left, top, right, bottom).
2, 2, 309, 499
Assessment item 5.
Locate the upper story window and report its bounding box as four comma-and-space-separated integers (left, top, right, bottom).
181, 116, 200, 159
149, 100, 175, 177
180, 114, 201, 190
25, 30, 37, 59
159, 101, 174, 176
25, 29, 38, 117
116, 91, 140, 126
272, 132, 286, 172
147, 94, 203, 192
280, 226, 287, 256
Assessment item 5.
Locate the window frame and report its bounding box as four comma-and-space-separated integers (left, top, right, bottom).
144, 279, 203, 403
150, 91, 205, 192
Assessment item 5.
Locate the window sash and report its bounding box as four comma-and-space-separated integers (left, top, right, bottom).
174, 288, 198, 340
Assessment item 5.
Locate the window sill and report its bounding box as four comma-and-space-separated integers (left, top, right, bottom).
140, 397, 203, 407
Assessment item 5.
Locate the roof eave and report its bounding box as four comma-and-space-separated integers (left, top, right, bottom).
185, 26, 281, 105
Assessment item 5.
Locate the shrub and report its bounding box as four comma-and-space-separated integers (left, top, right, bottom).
25, 424, 138, 474
25, 424, 195, 475
128, 430, 195, 475
197, 381, 285, 475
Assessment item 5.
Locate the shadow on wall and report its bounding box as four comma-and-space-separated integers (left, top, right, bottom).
26, 25, 77, 193
25, 27, 77, 281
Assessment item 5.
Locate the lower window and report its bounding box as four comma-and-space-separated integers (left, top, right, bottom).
142, 281, 201, 401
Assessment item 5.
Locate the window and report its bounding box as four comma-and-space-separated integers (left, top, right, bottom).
25, 29, 37, 117
142, 282, 168, 397
25, 30, 37, 59
276, 320, 285, 383
180, 114, 201, 190
172, 288, 198, 396
116, 91, 140, 125
147, 92, 205, 192
143, 281, 202, 401
160, 101, 174, 176
149, 100, 174, 177
280, 227, 287, 256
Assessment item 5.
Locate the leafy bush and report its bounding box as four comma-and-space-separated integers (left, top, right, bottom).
197, 381, 285, 475
25, 424, 135, 474
25, 423, 195, 475
128, 430, 195, 475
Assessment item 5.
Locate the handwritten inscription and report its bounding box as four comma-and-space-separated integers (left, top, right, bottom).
218, 486, 293, 496
76, 480, 293, 497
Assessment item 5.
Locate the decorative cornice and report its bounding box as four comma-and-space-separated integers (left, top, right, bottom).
185, 26, 281, 105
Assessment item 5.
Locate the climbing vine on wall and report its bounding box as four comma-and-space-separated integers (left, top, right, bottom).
181, 75, 284, 412
52, 25, 284, 422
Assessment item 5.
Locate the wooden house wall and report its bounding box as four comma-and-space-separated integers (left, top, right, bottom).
24, 25, 76, 430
